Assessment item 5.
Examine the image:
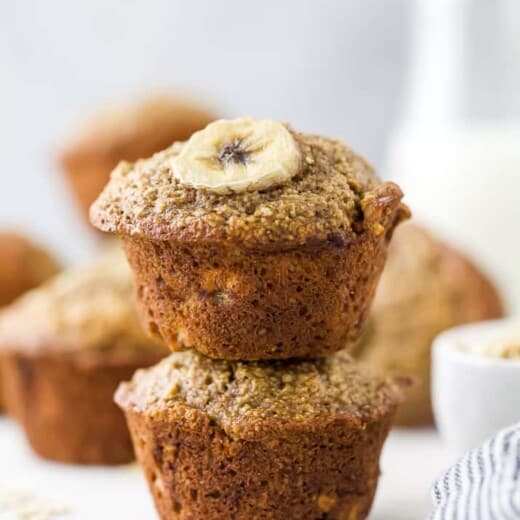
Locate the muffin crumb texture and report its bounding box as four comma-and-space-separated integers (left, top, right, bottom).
117, 350, 401, 519
91, 120, 408, 360
91, 127, 402, 247
118, 349, 401, 438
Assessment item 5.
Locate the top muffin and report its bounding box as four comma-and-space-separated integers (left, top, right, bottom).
91, 118, 402, 248
90, 119, 407, 360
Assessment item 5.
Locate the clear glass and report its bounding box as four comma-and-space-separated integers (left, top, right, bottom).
387, 0, 520, 311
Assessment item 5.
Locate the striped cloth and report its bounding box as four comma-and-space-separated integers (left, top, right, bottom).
429, 422, 520, 520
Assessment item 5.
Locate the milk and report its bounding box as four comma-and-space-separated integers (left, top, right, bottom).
386, 0, 520, 311
387, 124, 520, 311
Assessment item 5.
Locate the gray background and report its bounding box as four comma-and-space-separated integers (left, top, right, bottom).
0, 0, 411, 261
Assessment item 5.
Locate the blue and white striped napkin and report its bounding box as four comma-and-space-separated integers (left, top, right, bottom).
430, 422, 520, 520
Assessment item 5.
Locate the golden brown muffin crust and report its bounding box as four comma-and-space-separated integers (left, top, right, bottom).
121, 200, 404, 360
117, 350, 402, 439
91, 129, 400, 248
90, 120, 408, 360
117, 353, 402, 519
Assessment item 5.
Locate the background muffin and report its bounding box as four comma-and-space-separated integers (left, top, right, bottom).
91, 118, 408, 360
59, 94, 216, 225
354, 223, 505, 427
0, 232, 60, 411
0, 250, 168, 464
116, 350, 402, 519
0, 232, 60, 308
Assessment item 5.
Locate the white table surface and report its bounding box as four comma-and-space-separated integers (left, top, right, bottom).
0, 417, 457, 519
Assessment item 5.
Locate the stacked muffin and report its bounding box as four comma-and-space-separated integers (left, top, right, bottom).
91, 118, 408, 518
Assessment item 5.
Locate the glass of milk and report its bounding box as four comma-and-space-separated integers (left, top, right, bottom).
386, 0, 520, 311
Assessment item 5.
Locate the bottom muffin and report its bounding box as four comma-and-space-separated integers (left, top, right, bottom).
0, 250, 168, 464
116, 350, 402, 519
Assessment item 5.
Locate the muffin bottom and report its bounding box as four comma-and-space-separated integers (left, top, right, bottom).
2, 349, 161, 464
123, 229, 395, 360
119, 403, 395, 519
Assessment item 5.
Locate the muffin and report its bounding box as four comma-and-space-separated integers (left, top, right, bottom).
354, 223, 504, 427
91, 118, 408, 360
0, 252, 168, 464
0, 232, 60, 411
0, 232, 59, 308
116, 349, 402, 519
60, 95, 215, 224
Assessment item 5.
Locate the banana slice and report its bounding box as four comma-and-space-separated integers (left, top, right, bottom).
170, 118, 302, 194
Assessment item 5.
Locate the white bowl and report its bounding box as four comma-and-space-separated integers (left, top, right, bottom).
432, 317, 520, 455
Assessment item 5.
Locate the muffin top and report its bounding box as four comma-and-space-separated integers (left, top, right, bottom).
0, 232, 60, 307
0, 250, 166, 356
117, 349, 402, 439
91, 118, 405, 248
60, 94, 215, 166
